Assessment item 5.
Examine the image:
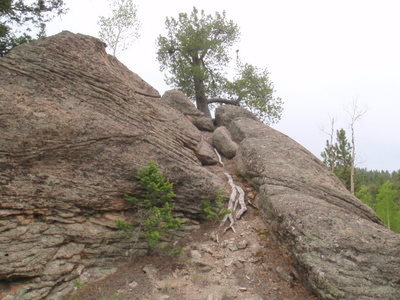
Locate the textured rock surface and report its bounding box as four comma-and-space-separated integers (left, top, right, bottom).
212, 126, 238, 159
161, 89, 203, 118
193, 116, 215, 132
214, 105, 258, 128
0, 32, 224, 299
215, 107, 400, 300
161, 90, 215, 132
195, 140, 218, 165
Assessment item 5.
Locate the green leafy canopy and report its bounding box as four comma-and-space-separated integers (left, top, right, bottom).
156, 7, 283, 124
122, 161, 182, 251
97, 0, 140, 57
157, 7, 238, 101
375, 181, 400, 232
0, 0, 67, 56
200, 188, 230, 221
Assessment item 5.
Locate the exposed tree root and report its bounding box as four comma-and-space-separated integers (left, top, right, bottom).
221, 172, 247, 233
212, 148, 248, 233
247, 198, 259, 209
235, 185, 247, 219
214, 147, 224, 166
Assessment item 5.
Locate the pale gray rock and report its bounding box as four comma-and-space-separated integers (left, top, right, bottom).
237, 240, 248, 250
143, 264, 158, 280
195, 139, 218, 165
161, 90, 216, 132
218, 108, 400, 299
212, 126, 238, 159
275, 266, 294, 283
128, 281, 138, 289
161, 89, 203, 118
190, 250, 202, 259
193, 116, 215, 132
214, 104, 258, 128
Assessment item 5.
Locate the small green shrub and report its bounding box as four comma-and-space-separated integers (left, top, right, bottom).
201, 188, 231, 221
120, 161, 182, 251
143, 202, 182, 248
73, 278, 85, 289
115, 220, 134, 233
125, 160, 175, 207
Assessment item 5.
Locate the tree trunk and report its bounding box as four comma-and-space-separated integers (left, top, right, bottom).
348, 100, 366, 195
113, 26, 122, 57
192, 56, 211, 117
194, 77, 211, 117
350, 125, 355, 194
328, 117, 335, 172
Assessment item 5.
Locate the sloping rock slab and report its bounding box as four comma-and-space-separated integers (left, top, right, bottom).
0, 32, 224, 299
217, 108, 400, 299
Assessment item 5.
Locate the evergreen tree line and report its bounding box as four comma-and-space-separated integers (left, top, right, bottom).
355, 169, 400, 233
322, 129, 400, 233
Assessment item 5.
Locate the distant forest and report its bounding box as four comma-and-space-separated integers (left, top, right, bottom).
355, 168, 400, 233
321, 127, 400, 233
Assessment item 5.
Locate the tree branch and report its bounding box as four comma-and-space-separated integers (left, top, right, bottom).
207, 98, 240, 106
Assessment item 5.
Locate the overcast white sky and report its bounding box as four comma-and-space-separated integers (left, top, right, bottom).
47, 0, 400, 171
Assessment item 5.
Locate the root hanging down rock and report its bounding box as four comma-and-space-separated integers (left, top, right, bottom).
221, 172, 247, 233
235, 185, 247, 219
214, 147, 224, 166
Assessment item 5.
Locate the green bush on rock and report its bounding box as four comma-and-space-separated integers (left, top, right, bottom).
201, 188, 231, 221
118, 161, 182, 251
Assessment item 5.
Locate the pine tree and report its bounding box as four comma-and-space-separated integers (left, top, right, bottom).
321, 128, 352, 190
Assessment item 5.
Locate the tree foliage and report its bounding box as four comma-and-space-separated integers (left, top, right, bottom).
123, 161, 182, 251
0, 0, 66, 56
225, 60, 283, 123
355, 184, 376, 209
321, 128, 352, 189
98, 0, 140, 57
375, 181, 400, 232
200, 188, 230, 221
156, 7, 283, 124
354, 171, 400, 234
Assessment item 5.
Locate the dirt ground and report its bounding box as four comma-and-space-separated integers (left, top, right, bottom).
67, 207, 317, 300
67, 158, 317, 300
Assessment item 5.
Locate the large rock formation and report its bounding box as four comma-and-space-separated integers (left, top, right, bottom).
215, 105, 400, 300
2, 31, 400, 300
0, 32, 224, 299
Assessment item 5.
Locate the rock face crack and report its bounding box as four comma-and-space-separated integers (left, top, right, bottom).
134, 90, 161, 99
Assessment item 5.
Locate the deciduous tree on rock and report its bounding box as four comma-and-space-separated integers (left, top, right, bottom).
156, 7, 283, 124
